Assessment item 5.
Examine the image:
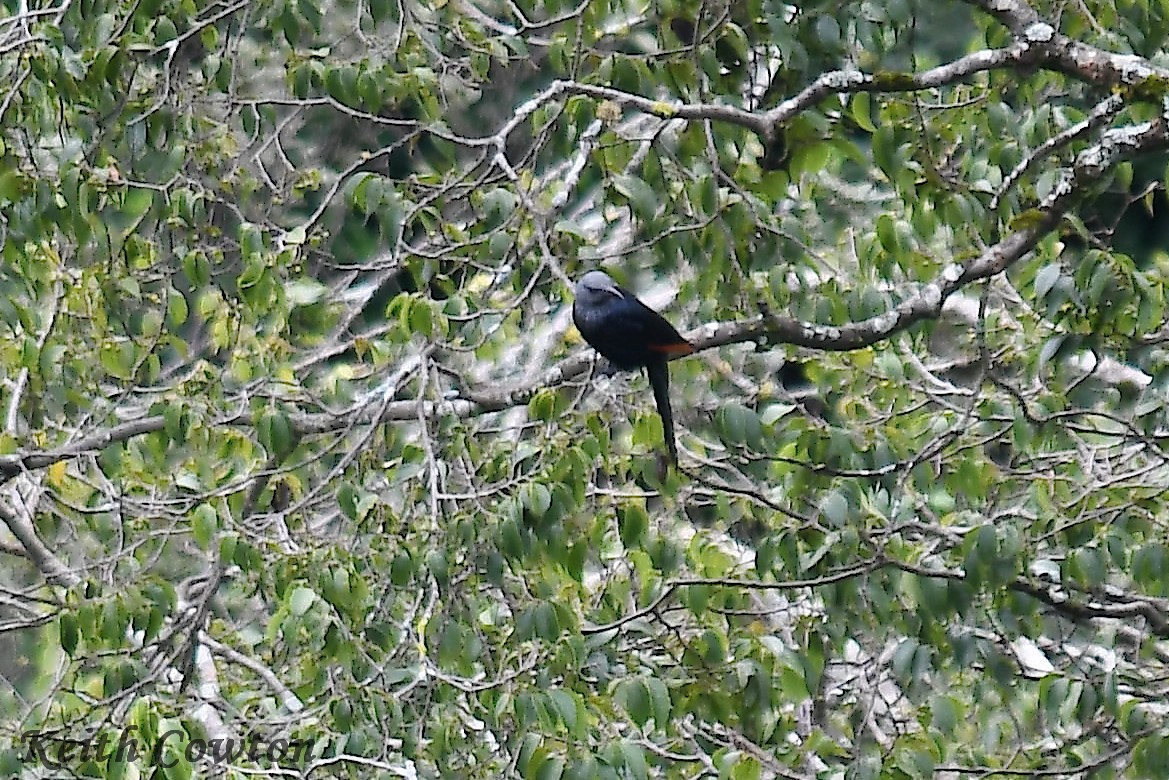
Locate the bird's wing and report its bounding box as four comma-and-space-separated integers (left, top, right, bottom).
623, 290, 694, 354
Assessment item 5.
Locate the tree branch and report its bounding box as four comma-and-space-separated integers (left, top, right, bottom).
0, 498, 80, 587
587, 556, 1169, 641
581, 561, 879, 635
965, 0, 1169, 87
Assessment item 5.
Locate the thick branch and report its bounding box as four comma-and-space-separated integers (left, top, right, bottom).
0, 417, 168, 482
557, 44, 1036, 144
0, 499, 80, 587
893, 559, 1169, 638
1011, 579, 1169, 637
581, 561, 880, 635
739, 118, 1169, 351
555, 0, 1169, 151
586, 556, 1169, 640
965, 0, 1169, 87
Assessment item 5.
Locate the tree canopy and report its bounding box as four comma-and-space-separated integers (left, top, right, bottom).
4, 0, 1169, 777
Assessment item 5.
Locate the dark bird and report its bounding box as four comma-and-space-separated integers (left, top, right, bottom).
573, 270, 695, 463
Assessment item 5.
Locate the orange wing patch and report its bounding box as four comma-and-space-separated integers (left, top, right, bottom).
648, 342, 696, 355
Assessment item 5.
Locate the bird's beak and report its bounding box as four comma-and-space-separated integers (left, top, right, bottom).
603, 281, 624, 299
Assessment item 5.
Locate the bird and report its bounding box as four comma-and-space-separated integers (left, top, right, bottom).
572, 270, 695, 463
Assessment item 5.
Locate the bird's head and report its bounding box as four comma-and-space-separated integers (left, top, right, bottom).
575, 270, 624, 305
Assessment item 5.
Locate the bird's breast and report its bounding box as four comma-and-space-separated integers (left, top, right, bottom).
573, 303, 646, 371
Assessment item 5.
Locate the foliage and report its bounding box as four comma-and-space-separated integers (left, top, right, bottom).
3, 0, 1169, 777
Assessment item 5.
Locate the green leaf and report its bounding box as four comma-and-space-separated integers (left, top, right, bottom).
851, 92, 877, 133
289, 586, 316, 616
1034, 262, 1062, 299
535, 757, 564, 780
59, 612, 79, 655
487, 231, 512, 260
1037, 334, 1069, 370
894, 736, 938, 780
645, 676, 671, 727
165, 287, 189, 328
390, 552, 414, 586
237, 257, 266, 289
191, 504, 217, 549
716, 403, 763, 448
876, 213, 900, 253
425, 550, 449, 587
613, 174, 658, 221
286, 278, 327, 305
930, 694, 961, 735
535, 602, 560, 641
0, 170, 25, 202
257, 409, 296, 459
337, 482, 358, 520
409, 297, 435, 336
815, 15, 841, 47
547, 689, 578, 733
522, 483, 552, 519
618, 502, 648, 548
778, 660, 809, 701
619, 740, 648, 780
616, 678, 651, 727
819, 491, 849, 526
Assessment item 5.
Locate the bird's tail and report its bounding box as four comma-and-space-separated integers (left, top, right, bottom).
647, 360, 679, 464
